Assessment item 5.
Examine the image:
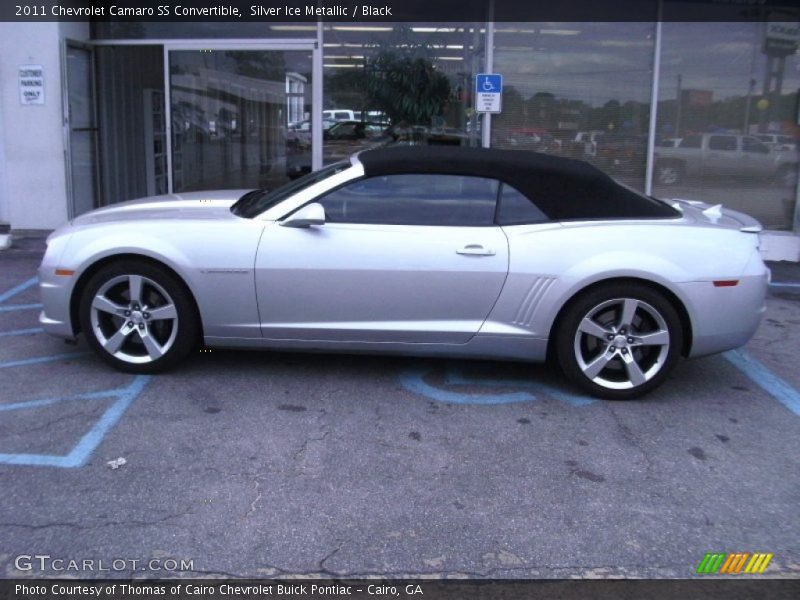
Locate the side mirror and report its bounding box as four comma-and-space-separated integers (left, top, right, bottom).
280, 202, 325, 228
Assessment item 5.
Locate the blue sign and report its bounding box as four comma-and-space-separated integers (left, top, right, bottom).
476, 73, 502, 94
475, 74, 503, 113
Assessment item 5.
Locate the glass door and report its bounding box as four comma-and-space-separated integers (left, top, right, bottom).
167, 47, 314, 193
64, 41, 100, 217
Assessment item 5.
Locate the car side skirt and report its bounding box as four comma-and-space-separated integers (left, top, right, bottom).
202, 333, 550, 363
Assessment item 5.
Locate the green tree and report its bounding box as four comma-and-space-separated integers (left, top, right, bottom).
365, 50, 451, 126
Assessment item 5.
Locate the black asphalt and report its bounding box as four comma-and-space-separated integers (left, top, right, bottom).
0, 235, 798, 579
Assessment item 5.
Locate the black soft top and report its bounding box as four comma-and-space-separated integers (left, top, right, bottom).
357, 146, 678, 220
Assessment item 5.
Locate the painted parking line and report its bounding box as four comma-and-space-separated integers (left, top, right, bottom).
0, 375, 151, 468
0, 303, 42, 313
724, 349, 800, 417
0, 276, 37, 303
769, 282, 800, 290
399, 365, 595, 406
0, 352, 90, 369
445, 367, 595, 407
0, 327, 43, 338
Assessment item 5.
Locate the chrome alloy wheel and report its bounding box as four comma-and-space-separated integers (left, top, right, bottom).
89, 274, 179, 364
573, 297, 670, 391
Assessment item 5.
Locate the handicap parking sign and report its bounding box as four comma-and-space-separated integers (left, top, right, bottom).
475, 73, 502, 113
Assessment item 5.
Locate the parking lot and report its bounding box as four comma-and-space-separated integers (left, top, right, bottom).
1, 235, 799, 579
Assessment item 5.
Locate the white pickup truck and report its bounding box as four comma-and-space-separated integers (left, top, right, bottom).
654, 133, 797, 187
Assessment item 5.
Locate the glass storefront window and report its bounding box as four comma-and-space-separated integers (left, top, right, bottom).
491, 21, 657, 191
95, 45, 165, 205
315, 23, 485, 174
652, 22, 799, 231
93, 21, 318, 40
169, 49, 312, 191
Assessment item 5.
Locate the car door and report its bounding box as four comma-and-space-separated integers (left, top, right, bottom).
254, 173, 509, 344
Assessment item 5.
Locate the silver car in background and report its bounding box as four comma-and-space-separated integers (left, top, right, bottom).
39, 147, 768, 399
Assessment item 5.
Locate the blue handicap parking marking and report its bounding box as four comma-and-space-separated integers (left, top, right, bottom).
0, 276, 38, 303
0, 376, 151, 468
724, 349, 800, 417
0, 351, 90, 369
0, 303, 42, 313
0, 276, 41, 313
0, 327, 43, 338
0, 275, 152, 467
399, 364, 595, 406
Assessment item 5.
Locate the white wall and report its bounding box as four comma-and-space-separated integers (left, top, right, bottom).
0, 21, 88, 230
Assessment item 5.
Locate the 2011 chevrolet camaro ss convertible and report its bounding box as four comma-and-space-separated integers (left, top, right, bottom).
39, 147, 769, 399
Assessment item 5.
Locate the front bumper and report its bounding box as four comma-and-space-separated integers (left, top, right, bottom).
37, 235, 77, 340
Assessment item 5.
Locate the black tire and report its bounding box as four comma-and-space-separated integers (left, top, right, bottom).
555, 282, 684, 400
655, 161, 684, 186
79, 259, 199, 373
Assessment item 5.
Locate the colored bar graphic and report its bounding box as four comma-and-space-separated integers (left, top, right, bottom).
698, 552, 773, 575
697, 553, 726, 574
744, 553, 773, 574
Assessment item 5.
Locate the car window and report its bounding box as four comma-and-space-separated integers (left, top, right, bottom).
779, 136, 794, 145
708, 135, 737, 151
496, 183, 549, 225
318, 174, 499, 226
742, 137, 769, 154
678, 135, 702, 149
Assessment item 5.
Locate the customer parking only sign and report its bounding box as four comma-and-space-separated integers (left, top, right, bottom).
18, 65, 44, 105
475, 73, 502, 113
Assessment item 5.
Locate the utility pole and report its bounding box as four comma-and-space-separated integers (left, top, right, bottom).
675, 74, 682, 136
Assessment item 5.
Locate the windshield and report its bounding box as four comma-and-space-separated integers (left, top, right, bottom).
230, 162, 350, 219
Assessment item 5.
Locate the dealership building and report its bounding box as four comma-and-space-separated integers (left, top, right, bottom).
0, 4, 799, 258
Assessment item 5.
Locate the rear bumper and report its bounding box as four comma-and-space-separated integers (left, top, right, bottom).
681, 267, 768, 358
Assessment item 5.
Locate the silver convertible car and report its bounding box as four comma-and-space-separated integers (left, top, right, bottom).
39, 147, 768, 399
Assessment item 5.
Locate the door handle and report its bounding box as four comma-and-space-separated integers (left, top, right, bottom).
456, 244, 496, 256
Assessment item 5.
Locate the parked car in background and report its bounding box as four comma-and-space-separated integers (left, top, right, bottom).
322, 109, 358, 121
654, 133, 798, 186
564, 130, 605, 159
655, 137, 682, 148
286, 120, 391, 178
593, 133, 647, 173
39, 147, 768, 399
499, 128, 560, 153
754, 133, 797, 153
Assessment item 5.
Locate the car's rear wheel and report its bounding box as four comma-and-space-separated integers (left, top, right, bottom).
79, 260, 199, 373
556, 283, 683, 400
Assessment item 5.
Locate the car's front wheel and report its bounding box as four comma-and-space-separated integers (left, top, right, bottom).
79, 260, 199, 373
555, 283, 683, 400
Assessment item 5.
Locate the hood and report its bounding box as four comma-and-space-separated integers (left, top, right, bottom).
71, 189, 252, 227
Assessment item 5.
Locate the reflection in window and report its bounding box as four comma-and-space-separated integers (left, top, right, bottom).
497, 184, 549, 225
708, 135, 737, 151
491, 21, 657, 191
652, 22, 799, 231
319, 174, 498, 226
320, 23, 485, 167
679, 135, 702, 149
